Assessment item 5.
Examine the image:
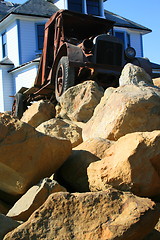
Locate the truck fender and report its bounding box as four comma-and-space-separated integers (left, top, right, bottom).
65, 42, 88, 64
55, 43, 88, 66
51, 43, 88, 84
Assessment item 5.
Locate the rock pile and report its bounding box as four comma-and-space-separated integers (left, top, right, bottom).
0, 63, 160, 239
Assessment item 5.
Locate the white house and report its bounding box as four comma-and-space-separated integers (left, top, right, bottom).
0, 0, 155, 112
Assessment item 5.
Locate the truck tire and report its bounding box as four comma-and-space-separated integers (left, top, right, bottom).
12, 93, 24, 119
55, 56, 75, 101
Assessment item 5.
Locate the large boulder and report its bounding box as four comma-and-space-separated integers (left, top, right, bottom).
0, 214, 20, 240
153, 78, 160, 88
58, 80, 104, 122
55, 150, 100, 192
87, 131, 160, 198
74, 137, 114, 159
83, 84, 160, 141
7, 178, 66, 221
4, 190, 160, 240
0, 114, 71, 199
21, 100, 56, 127
36, 118, 83, 148
119, 63, 154, 86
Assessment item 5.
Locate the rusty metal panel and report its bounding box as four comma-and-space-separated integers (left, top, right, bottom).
34, 10, 115, 88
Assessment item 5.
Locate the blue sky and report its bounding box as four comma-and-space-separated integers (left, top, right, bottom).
104, 0, 160, 64
11, 0, 160, 64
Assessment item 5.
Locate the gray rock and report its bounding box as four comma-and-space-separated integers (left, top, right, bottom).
119, 63, 154, 86
7, 178, 66, 221
0, 214, 20, 240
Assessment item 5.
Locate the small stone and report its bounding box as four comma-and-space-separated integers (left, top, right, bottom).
21, 100, 56, 127
7, 178, 66, 221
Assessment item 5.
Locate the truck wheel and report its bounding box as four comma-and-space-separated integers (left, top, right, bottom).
12, 93, 24, 119
55, 56, 75, 101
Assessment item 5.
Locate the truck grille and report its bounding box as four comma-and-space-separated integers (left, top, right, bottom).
96, 40, 123, 66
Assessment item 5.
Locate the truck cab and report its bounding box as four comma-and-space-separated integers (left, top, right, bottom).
12, 9, 152, 118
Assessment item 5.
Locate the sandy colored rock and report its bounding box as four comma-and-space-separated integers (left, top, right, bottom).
36, 118, 83, 148
4, 189, 160, 240
21, 100, 56, 127
153, 78, 160, 88
55, 150, 100, 192
0, 114, 71, 199
7, 178, 66, 221
119, 63, 153, 86
83, 84, 160, 141
59, 80, 104, 122
87, 131, 160, 198
74, 137, 114, 159
0, 214, 20, 240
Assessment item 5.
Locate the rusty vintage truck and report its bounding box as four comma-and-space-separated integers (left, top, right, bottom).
12, 9, 152, 118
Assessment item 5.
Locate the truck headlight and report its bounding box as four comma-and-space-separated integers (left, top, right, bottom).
125, 47, 136, 59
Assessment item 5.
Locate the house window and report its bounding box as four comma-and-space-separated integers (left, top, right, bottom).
2, 32, 7, 58
86, 0, 100, 16
37, 24, 45, 51
115, 31, 131, 48
115, 31, 125, 45
68, 0, 83, 13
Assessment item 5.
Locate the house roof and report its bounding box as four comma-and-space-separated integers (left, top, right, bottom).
151, 62, 160, 69
0, 1, 19, 20
0, 57, 14, 65
104, 10, 152, 33
1, 0, 59, 20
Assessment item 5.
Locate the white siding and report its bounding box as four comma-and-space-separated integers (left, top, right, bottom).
0, 63, 39, 112
0, 35, 2, 60
0, 66, 14, 112
0, 68, 4, 112
7, 22, 19, 66
13, 64, 39, 93
0, 17, 48, 66
19, 20, 37, 64
114, 27, 143, 57
19, 19, 47, 65
54, 0, 66, 9
129, 32, 143, 57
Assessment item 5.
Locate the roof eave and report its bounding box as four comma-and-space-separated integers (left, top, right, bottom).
11, 12, 53, 18
0, 12, 50, 24
104, 9, 152, 33
114, 24, 151, 34
9, 59, 40, 73
0, 63, 14, 66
